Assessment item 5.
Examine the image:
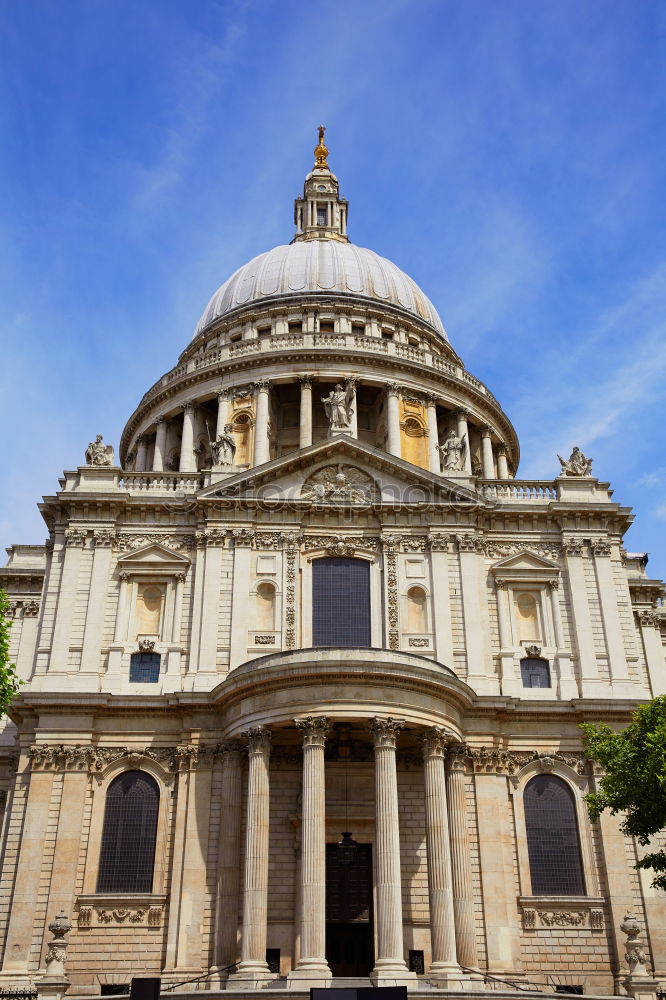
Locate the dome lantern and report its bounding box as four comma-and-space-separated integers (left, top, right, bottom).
293, 126, 349, 244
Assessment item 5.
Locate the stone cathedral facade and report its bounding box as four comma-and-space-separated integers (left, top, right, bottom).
1, 131, 665, 998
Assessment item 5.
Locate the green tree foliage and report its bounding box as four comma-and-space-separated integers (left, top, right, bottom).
582, 696, 666, 889
0, 589, 22, 715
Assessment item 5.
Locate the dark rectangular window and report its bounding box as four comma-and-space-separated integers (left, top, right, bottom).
129, 652, 161, 683
312, 558, 371, 648
520, 658, 551, 688
317, 204, 327, 225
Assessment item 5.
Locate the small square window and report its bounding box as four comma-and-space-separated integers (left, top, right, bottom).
129, 652, 161, 683
352, 324, 365, 337
381, 329, 394, 341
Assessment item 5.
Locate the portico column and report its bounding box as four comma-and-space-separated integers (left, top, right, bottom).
445, 747, 479, 971
153, 420, 167, 471
288, 717, 331, 987
299, 376, 313, 449
456, 410, 472, 473
214, 742, 245, 980
216, 388, 230, 439
345, 377, 358, 438
369, 717, 416, 986
179, 403, 197, 472
420, 728, 460, 987
481, 426, 494, 479
386, 384, 401, 457
497, 446, 509, 480
135, 434, 148, 472
253, 380, 271, 466
230, 726, 274, 989
425, 394, 440, 473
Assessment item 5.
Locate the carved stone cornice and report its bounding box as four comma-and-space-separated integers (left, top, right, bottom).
303, 534, 379, 557
456, 534, 486, 554
427, 534, 453, 552
295, 716, 330, 747
195, 528, 228, 547
115, 533, 195, 552
591, 539, 611, 557
562, 537, 585, 557
369, 717, 404, 748
636, 608, 661, 628
401, 536, 428, 553
28, 743, 220, 773
452, 745, 588, 776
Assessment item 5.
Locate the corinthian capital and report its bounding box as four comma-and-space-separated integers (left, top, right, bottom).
295, 716, 330, 747
244, 725, 272, 754
420, 726, 453, 759
369, 717, 404, 748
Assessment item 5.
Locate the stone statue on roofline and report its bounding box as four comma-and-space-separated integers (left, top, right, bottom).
322, 383, 354, 433
85, 435, 115, 467
439, 429, 467, 473
212, 424, 237, 466
558, 446, 593, 477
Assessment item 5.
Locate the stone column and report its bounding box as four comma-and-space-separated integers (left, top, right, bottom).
446, 748, 479, 971
214, 742, 245, 979
456, 411, 472, 473
548, 580, 578, 699
230, 726, 274, 989
216, 388, 230, 439
345, 377, 358, 439
253, 380, 271, 466
481, 426, 494, 479
299, 376, 313, 449
497, 446, 509, 480
420, 728, 460, 987
386, 384, 402, 457
288, 717, 331, 987
369, 718, 416, 986
135, 435, 148, 472
426, 394, 440, 473
153, 420, 167, 471
179, 403, 196, 473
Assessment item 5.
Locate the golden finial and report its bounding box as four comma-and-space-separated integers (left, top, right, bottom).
314, 125, 329, 168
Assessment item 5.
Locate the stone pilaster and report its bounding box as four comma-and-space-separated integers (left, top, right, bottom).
369, 718, 416, 986
214, 742, 245, 980
288, 717, 331, 987
420, 728, 460, 986
230, 726, 274, 989
548, 580, 578, 698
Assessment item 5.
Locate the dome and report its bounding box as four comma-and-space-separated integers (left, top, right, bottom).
194, 240, 448, 341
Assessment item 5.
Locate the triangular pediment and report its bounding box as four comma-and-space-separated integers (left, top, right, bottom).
491, 549, 559, 576
117, 543, 191, 566
196, 437, 487, 507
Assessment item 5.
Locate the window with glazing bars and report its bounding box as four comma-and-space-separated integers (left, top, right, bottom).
129, 652, 161, 683
520, 657, 551, 688
524, 774, 585, 895
97, 771, 159, 893
312, 557, 371, 648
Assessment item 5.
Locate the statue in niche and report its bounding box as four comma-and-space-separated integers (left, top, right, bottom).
558, 446, 593, 477
439, 429, 467, 473
321, 383, 354, 432
85, 434, 115, 467
212, 424, 237, 466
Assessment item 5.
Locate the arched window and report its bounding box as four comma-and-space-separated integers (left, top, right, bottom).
406, 586, 427, 633
312, 557, 371, 647
524, 775, 585, 895
256, 581, 276, 631
520, 657, 551, 688
97, 771, 159, 893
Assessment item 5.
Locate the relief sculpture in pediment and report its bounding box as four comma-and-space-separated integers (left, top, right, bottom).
300, 464, 379, 503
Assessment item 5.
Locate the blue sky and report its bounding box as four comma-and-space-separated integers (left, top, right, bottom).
1, 0, 665, 577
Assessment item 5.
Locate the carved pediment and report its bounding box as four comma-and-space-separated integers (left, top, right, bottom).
116, 542, 190, 574
197, 437, 485, 508
491, 549, 559, 582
